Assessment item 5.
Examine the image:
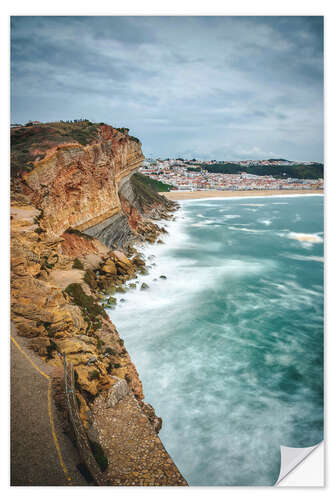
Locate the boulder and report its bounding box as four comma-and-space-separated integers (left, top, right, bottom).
101, 259, 117, 275
132, 254, 146, 268
106, 377, 129, 408
112, 250, 135, 275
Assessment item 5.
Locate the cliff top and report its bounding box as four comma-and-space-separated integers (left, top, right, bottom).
10, 120, 140, 177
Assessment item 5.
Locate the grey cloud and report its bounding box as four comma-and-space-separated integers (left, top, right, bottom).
11, 16, 323, 161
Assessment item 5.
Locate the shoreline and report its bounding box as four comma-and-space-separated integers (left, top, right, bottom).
161, 189, 324, 201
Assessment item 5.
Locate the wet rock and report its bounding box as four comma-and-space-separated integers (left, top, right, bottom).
139, 401, 163, 434
159, 275, 167, 280
141, 283, 149, 290
132, 254, 146, 267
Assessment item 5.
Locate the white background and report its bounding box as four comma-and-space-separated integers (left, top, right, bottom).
1, 0, 331, 498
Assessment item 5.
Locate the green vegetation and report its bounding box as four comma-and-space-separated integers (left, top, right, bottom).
96, 338, 104, 352
130, 173, 170, 212
46, 340, 57, 360
10, 119, 142, 178
188, 163, 324, 179
84, 269, 98, 289
115, 127, 129, 134
11, 120, 100, 176
72, 258, 84, 270
41, 255, 54, 270
88, 439, 108, 472
64, 283, 107, 331
134, 172, 173, 192
129, 135, 141, 144
76, 463, 94, 483
88, 370, 100, 381
104, 347, 117, 356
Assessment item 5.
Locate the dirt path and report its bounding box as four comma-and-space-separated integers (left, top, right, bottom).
10, 325, 88, 486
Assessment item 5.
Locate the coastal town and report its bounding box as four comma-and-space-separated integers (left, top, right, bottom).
139, 158, 324, 192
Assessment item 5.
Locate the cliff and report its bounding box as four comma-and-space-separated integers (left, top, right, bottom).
10, 121, 185, 485
13, 123, 143, 236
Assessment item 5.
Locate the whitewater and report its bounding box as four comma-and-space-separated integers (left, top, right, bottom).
107, 194, 324, 486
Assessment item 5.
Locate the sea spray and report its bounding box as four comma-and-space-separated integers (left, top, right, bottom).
108, 195, 323, 486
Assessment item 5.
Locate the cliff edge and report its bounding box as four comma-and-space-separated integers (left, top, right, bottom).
10, 121, 186, 485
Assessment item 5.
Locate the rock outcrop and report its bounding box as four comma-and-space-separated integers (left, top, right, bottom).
10, 120, 184, 485
19, 126, 144, 237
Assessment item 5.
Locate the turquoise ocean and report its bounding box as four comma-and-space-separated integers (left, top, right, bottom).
108, 194, 324, 486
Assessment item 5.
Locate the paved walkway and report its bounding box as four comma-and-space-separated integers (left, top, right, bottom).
10, 326, 88, 486
93, 393, 188, 486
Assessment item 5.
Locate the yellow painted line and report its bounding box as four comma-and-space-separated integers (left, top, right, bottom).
47, 379, 72, 483
11, 335, 49, 380
11, 335, 72, 484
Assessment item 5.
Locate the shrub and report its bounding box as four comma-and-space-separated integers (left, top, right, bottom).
88, 370, 100, 381
104, 347, 116, 356
84, 269, 98, 289
72, 258, 84, 270
64, 283, 107, 329
88, 439, 108, 472
96, 338, 104, 351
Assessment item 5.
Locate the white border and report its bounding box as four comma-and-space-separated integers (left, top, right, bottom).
1, 2, 331, 498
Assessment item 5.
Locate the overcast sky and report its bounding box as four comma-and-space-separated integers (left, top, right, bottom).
11, 16, 323, 161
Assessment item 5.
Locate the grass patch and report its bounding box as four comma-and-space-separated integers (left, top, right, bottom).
96, 338, 104, 352
130, 173, 170, 212
84, 269, 98, 289
133, 172, 173, 194
11, 121, 101, 177
104, 347, 117, 356
72, 258, 84, 270
64, 283, 107, 331
88, 370, 100, 381
88, 439, 108, 472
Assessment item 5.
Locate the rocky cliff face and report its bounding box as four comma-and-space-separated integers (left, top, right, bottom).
19, 124, 144, 237
10, 121, 185, 485
10, 122, 179, 466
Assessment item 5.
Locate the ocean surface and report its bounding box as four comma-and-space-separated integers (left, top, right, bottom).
108, 194, 324, 486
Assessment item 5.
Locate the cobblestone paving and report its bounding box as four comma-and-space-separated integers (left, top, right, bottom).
93, 393, 188, 486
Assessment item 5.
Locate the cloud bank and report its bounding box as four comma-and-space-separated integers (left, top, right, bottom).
11, 16, 323, 161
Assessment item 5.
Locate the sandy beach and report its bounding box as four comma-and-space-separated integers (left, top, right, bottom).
161, 189, 324, 201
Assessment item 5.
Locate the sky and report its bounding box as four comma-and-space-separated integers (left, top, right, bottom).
10, 16, 323, 161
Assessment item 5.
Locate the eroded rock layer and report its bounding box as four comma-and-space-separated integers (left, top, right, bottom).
10, 121, 185, 485
20, 126, 144, 237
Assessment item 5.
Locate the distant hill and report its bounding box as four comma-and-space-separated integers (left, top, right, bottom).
267, 158, 289, 162
188, 163, 324, 179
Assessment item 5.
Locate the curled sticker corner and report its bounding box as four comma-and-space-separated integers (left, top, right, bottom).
275, 441, 323, 485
